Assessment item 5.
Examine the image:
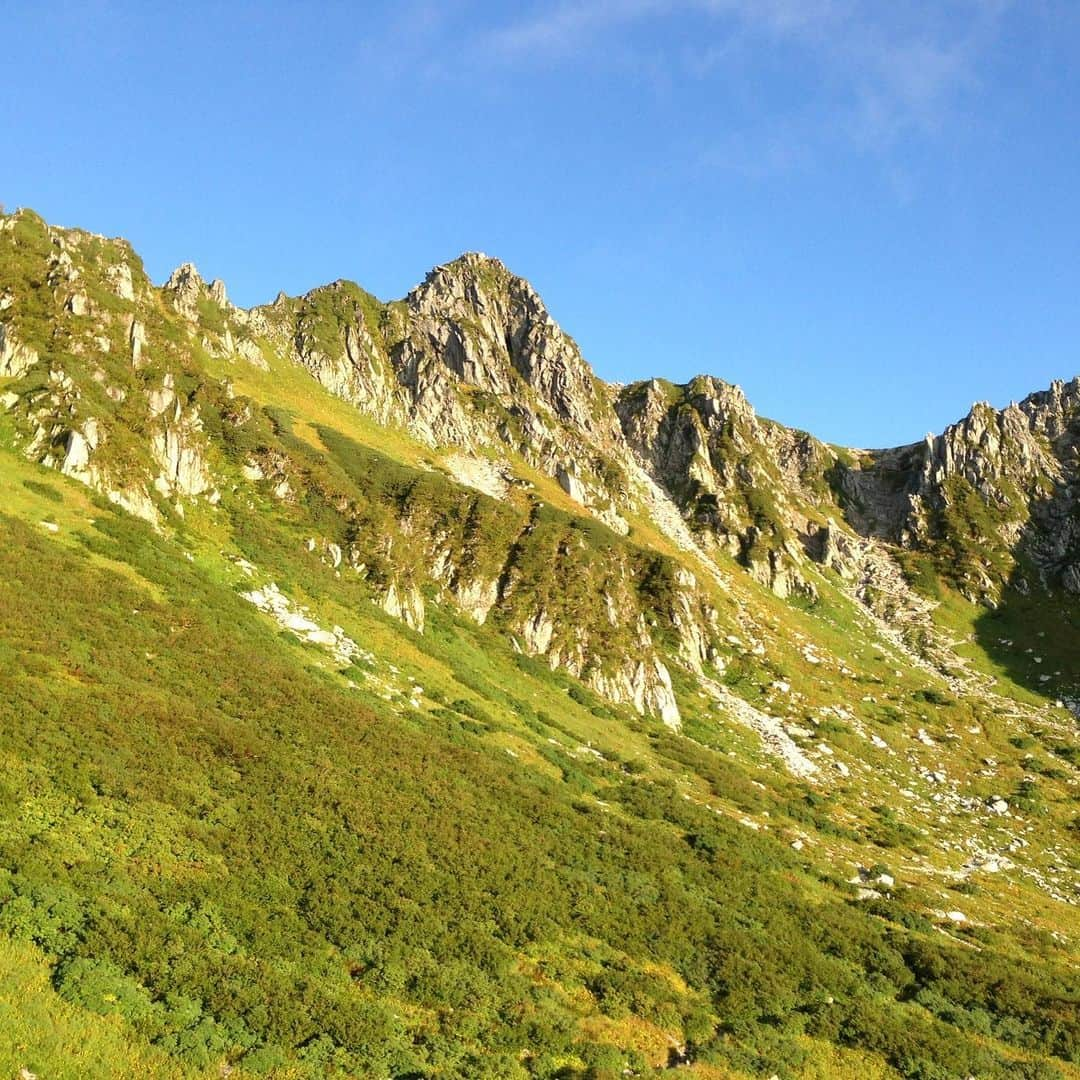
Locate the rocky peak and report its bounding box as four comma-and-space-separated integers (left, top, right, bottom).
686, 374, 754, 421
401, 252, 612, 438
164, 262, 207, 320
209, 278, 229, 307
836, 377, 1080, 600
617, 375, 769, 462
1017, 376, 1080, 440
165, 262, 204, 292
280, 280, 403, 426
7, 206, 1080, 741
614, 374, 834, 599
12, 203, 1079, 617
411, 251, 509, 297
922, 398, 1052, 492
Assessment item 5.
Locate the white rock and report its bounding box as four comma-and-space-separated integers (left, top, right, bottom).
61, 430, 91, 477
445, 452, 511, 500
381, 581, 426, 633
522, 608, 554, 654
555, 463, 587, 504
128, 317, 148, 367
107, 261, 136, 301
237, 338, 269, 369
0, 322, 38, 377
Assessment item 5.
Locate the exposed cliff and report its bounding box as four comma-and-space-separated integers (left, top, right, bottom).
841, 380, 1080, 601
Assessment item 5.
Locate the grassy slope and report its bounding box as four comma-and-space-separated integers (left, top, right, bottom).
0, 426, 1077, 1079
0, 938, 211, 1080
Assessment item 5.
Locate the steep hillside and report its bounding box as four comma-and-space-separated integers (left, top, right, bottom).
0, 207, 1077, 1080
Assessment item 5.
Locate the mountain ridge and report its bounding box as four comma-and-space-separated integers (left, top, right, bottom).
1, 204, 1079, 1078
13, 203, 1070, 459
3, 205, 1079, 720
180, 229, 1080, 615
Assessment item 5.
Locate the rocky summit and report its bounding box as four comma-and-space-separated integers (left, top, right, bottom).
0, 207, 1077, 1080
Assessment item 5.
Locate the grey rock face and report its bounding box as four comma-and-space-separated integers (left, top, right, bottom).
150, 411, 213, 499
106, 261, 136, 301
398, 254, 614, 441
260, 247, 1080, 615
0, 323, 39, 377
380, 581, 426, 633
129, 317, 148, 367
290, 284, 403, 427
615, 376, 826, 597
841, 378, 1080, 597
589, 657, 681, 729
165, 263, 206, 320
60, 428, 92, 477
274, 256, 622, 498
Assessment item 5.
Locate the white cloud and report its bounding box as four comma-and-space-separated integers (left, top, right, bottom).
478, 0, 1014, 163
483, 0, 668, 57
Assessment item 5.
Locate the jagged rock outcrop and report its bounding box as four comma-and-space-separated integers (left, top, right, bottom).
0, 322, 38, 378
451, 575, 501, 624
128, 317, 148, 367
60, 425, 94, 479
616, 376, 829, 597
262, 255, 629, 526
839, 379, 1080, 599
106, 260, 136, 302
165, 263, 207, 321
285, 281, 404, 426
397, 254, 616, 444
150, 417, 213, 501
380, 581, 426, 633
590, 657, 681, 729
515, 605, 681, 727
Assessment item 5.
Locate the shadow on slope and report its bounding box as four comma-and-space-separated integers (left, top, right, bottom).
972, 469, 1080, 710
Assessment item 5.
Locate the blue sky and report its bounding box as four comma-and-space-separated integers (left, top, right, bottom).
4, 1, 1078, 446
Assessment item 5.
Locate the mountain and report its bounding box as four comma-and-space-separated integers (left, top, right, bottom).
0, 206, 1077, 1080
